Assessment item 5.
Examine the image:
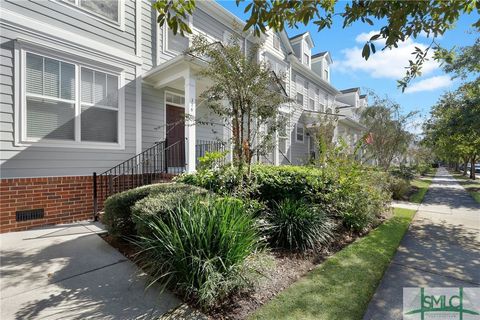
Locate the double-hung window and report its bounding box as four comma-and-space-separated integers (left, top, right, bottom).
26, 53, 76, 141
22, 51, 122, 148
273, 35, 280, 51
80, 68, 119, 143
296, 93, 304, 105
296, 124, 304, 143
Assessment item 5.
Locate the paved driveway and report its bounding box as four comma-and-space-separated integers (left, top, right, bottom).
364, 167, 480, 319
0, 222, 182, 319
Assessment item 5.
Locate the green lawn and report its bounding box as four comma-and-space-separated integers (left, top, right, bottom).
250, 208, 415, 320
451, 172, 480, 203
409, 177, 433, 203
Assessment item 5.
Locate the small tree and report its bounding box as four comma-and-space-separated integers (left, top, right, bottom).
361, 94, 415, 170
309, 113, 338, 166
189, 35, 289, 176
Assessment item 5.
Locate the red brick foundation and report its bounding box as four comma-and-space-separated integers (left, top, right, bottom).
0, 176, 93, 233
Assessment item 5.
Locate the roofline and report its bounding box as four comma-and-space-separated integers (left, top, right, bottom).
197, 1, 246, 29
339, 87, 360, 94
311, 51, 333, 64
289, 32, 307, 41
288, 31, 314, 48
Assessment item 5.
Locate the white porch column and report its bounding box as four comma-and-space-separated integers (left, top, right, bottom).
273, 130, 280, 165
185, 75, 196, 173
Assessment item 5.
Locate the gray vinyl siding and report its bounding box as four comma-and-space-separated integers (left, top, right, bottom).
1, 0, 137, 55
196, 103, 224, 142
0, 30, 138, 178
288, 70, 308, 164
141, 82, 164, 150
193, 8, 232, 41
141, 0, 157, 72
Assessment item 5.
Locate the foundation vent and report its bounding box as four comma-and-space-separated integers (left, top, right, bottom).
16, 209, 44, 222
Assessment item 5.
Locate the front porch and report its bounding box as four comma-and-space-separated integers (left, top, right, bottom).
142, 55, 230, 174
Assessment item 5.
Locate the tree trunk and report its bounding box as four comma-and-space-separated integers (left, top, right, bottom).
463, 158, 469, 176
470, 156, 476, 180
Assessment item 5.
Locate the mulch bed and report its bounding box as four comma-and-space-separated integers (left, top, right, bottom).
101, 222, 378, 319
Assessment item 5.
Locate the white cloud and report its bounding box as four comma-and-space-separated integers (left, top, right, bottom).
354, 31, 385, 44
334, 31, 440, 79
404, 75, 453, 94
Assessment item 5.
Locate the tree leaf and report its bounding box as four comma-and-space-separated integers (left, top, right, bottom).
362, 43, 371, 60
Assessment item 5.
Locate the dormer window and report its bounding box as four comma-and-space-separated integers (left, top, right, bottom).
273, 35, 280, 51
304, 53, 309, 66
324, 68, 329, 81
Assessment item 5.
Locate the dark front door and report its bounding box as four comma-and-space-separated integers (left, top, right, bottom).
166, 105, 185, 168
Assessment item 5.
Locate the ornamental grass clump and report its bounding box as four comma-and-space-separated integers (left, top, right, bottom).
265, 199, 335, 252
133, 196, 262, 310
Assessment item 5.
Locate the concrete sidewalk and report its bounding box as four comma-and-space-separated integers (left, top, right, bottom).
364, 167, 480, 320
0, 221, 184, 319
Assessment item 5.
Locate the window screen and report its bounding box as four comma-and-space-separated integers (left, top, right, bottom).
81, 67, 118, 143
26, 53, 76, 140
296, 93, 303, 105
27, 98, 75, 140
296, 125, 304, 142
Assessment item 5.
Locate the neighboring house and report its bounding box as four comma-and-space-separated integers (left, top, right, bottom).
335, 88, 368, 155
0, 0, 366, 233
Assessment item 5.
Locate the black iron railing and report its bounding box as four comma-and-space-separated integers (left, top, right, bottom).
195, 140, 228, 165
279, 148, 292, 164
93, 139, 185, 220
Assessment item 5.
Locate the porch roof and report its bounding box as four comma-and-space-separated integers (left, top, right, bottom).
338, 117, 367, 130
142, 53, 208, 88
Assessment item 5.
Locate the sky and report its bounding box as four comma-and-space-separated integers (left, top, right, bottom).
217, 1, 479, 133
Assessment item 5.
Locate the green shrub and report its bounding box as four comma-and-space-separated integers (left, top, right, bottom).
265, 199, 334, 252
325, 168, 391, 232
177, 164, 335, 204
178, 164, 391, 233
133, 196, 262, 310
390, 166, 415, 180
103, 183, 208, 237
103, 185, 154, 237
131, 184, 209, 237
388, 176, 411, 200
198, 150, 228, 171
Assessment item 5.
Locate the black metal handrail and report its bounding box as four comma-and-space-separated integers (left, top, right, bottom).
279, 148, 292, 164
93, 139, 185, 220
195, 140, 227, 165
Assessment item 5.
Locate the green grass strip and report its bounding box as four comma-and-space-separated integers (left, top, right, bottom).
409, 177, 433, 204
250, 208, 416, 320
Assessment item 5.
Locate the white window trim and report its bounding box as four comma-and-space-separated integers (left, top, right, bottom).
296, 124, 304, 143
56, 0, 125, 31
273, 34, 280, 51
15, 43, 125, 150
163, 16, 194, 55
